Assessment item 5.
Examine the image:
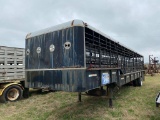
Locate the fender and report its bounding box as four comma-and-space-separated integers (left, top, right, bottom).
0, 83, 24, 96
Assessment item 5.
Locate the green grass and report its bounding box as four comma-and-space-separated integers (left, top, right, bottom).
0, 75, 160, 120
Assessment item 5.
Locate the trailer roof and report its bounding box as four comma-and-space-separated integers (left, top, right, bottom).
26, 20, 85, 39
26, 19, 143, 57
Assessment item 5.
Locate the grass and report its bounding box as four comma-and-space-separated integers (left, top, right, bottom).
0, 75, 160, 120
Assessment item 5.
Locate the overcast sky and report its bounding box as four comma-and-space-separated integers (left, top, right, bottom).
0, 0, 160, 62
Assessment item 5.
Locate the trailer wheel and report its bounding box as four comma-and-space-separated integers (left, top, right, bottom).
136, 78, 142, 87
0, 85, 23, 103
133, 78, 142, 87
133, 79, 138, 87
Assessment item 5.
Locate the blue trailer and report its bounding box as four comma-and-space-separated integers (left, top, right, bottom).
25, 20, 144, 107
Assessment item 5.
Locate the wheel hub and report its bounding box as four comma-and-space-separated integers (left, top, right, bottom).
7, 88, 19, 101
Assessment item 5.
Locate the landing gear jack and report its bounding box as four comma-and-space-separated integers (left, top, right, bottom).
107, 84, 115, 108
78, 92, 81, 102
78, 84, 115, 108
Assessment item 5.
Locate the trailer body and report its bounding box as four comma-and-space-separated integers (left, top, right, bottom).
0, 46, 25, 102
25, 20, 144, 93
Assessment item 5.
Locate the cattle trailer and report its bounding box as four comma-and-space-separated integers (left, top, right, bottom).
25, 20, 144, 107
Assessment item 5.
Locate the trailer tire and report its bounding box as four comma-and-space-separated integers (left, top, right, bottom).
136, 78, 142, 87
133, 79, 138, 87
0, 85, 23, 103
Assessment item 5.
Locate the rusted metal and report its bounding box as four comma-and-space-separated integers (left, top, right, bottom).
147, 55, 159, 76
84, 22, 88, 26
71, 20, 74, 26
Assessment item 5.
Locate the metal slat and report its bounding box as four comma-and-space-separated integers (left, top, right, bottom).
85, 27, 143, 74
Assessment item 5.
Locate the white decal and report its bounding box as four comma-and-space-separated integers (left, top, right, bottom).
101, 73, 110, 85
89, 74, 97, 77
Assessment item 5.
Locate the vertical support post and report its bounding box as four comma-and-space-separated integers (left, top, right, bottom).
108, 85, 113, 108
106, 40, 108, 67
89, 43, 91, 65
23, 50, 25, 79
116, 43, 119, 68
78, 92, 81, 102
123, 48, 126, 73
128, 57, 130, 72
99, 35, 101, 68
4, 48, 7, 66
14, 49, 17, 79
142, 57, 144, 70
136, 55, 138, 71
109, 41, 111, 68
106, 85, 109, 96
124, 56, 126, 73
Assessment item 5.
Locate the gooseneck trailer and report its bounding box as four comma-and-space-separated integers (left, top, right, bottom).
25, 20, 144, 107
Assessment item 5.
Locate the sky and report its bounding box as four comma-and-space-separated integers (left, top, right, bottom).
0, 0, 160, 62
